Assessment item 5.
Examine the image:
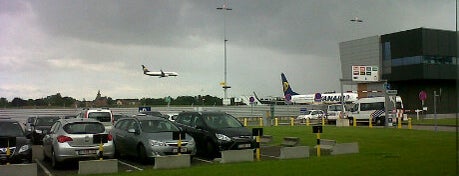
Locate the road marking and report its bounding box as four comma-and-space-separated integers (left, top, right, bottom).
260, 154, 279, 159
35, 159, 53, 176
194, 158, 214, 163
118, 160, 144, 171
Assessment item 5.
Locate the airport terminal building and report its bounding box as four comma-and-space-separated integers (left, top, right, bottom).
339, 28, 457, 114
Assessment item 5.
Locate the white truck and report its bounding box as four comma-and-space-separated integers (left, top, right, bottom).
326, 104, 348, 124
347, 96, 404, 126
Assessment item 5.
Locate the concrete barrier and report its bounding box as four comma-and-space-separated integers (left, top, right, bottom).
0, 163, 37, 176
336, 119, 350, 126
78, 159, 118, 175
280, 146, 309, 159
314, 139, 336, 150
331, 142, 359, 155
32, 145, 44, 161
281, 137, 300, 147
260, 135, 273, 145
154, 154, 190, 169
220, 149, 254, 163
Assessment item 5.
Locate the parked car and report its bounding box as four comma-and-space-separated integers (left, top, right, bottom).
296, 110, 325, 121
42, 118, 115, 168
31, 116, 61, 144
173, 111, 255, 158
139, 111, 168, 119
0, 118, 32, 164
113, 114, 129, 123
77, 108, 114, 131
111, 114, 196, 163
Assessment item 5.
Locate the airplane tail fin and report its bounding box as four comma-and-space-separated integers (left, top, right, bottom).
281, 73, 299, 96
141, 65, 149, 74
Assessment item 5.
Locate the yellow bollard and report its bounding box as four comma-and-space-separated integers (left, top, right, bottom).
244, 118, 248, 127
397, 117, 402, 129
321, 117, 325, 126
290, 117, 294, 126
306, 118, 310, 126
259, 117, 263, 127
316, 133, 321, 157
369, 116, 372, 128
98, 142, 104, 160
6, 140, 10, 165
256, 135, 260, 161
275, 118, 278, 126
408, 118, 412, 129
353, 118, 357, 127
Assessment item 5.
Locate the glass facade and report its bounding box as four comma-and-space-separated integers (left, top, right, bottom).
389, 55, 457, 66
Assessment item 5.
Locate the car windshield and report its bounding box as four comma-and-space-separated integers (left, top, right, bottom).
203, 113, 243, 129
140, 120, 179, 133
88, 112, 111, 122
329, 105, 343, 111
63, 122, 105, 134
0, 122, 24, 137
36, 116, 60, 126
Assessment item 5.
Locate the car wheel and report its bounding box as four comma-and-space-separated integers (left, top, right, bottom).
348, 118, 354, 125
51, 150, 61, 169
377, 117, 385, 126
205, 141, 216, 159
114, 143, 120, 158
137, 144, 148, 164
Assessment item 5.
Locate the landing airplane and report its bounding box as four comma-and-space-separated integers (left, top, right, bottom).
142, 65, 178, 77
281, 73, 358, 104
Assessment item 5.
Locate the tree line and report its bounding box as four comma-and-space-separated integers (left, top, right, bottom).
0, 93, 223, 108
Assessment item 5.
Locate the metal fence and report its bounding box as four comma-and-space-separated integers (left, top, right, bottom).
0, 104, 327, 123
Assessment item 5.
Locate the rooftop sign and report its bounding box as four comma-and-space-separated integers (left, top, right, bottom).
352, 65, 379, 82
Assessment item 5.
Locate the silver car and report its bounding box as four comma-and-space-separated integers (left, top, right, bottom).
42, 118, 115, 168
111, 115, 196, 163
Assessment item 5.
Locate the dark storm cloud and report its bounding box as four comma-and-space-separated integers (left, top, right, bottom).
29, 0, 221, 47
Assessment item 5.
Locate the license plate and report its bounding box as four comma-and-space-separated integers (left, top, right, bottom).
172, 148, 188, 153
77, 149, 97, 155
238, 144, 251, 149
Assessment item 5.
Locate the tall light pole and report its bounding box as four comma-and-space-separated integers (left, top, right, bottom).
217, 0, 232, 104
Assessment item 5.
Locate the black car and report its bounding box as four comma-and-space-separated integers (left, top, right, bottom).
139, 111, 168, 119
0, 118, 32, 164
31, 116, 61, 144
174, 111, 255, 158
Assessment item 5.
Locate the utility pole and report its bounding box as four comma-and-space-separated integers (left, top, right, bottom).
217, 0, 232, 105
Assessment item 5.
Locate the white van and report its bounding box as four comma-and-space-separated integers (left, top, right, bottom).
77, 108, 114, 131
348, 96, 404, 126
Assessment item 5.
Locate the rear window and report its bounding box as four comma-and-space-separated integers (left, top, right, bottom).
36, 116, 60, 126
87, 112, 112, 122
0, 122, 24, 137
63, 122, 105, 134
140, 120, 179, 133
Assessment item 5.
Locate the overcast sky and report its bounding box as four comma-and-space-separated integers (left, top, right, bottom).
0, 0, 456, 101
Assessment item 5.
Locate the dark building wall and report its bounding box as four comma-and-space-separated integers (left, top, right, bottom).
394, 80, 457, 114
380, 28, 457, 113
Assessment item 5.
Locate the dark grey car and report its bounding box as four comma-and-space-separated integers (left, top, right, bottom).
111, 115, 196, 163
173, 111, 255, 158
31, 116, 61, 144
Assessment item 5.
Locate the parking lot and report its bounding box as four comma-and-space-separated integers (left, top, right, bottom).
33, 146, 282, 176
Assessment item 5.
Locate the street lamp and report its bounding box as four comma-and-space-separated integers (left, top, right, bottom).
217, 0, 232, 104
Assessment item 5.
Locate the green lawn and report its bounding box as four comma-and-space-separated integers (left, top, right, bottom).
411, 118, 458, 126
92, 126, 457, 176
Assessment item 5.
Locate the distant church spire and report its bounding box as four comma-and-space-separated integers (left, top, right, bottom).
96, 90, 101, 100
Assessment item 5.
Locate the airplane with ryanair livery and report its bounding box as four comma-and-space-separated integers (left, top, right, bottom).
281, 73, 358, 104
142, 65, 179, 78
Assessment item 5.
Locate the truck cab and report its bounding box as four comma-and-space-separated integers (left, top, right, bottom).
326, 104, 347, 124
